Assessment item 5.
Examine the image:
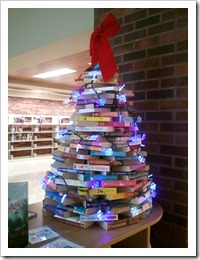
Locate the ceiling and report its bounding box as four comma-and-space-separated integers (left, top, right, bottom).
8, 9, 94, 101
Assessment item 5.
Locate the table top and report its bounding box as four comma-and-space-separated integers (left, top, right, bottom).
29, 200, 163, 248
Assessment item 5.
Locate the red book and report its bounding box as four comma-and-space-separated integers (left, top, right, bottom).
101, 179, 136, 188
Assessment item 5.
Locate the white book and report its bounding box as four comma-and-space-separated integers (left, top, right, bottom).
78, 108, 111, 114
73, 163, 110, 172
82, 86, 119, 95
75, 126, 114, 132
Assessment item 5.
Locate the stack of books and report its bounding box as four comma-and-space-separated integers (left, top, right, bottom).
40, 68, 156, 230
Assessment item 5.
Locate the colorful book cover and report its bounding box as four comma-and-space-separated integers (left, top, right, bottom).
8, 182, 28, 248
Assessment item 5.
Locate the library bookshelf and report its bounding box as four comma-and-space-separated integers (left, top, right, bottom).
8, 114, 71, 160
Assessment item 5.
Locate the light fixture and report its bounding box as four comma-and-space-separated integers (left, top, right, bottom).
33, 68, 76, 79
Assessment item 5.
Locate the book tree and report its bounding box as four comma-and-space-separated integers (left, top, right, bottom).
40, 13, 156, 230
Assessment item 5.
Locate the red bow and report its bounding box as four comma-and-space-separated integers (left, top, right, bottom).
90, 13, 120, 82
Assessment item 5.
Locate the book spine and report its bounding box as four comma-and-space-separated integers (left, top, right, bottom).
101, 179, 136, 188
70, 134, 104, 141
88, 159, 122, 166
55, 178, 83, 186
42, 176, 68, 192
76, 99, 113, 106
78, 187, 117, 195
112, 162, 146, 172
57, 168, 90, 174
105, 192, 136, 200
43, 204, 57, 213
103, 131, 134, 137
78, 174, 118, 181
57, 146, 70, 153
70, 143, 103, 152
98, 122, 134, 127
90, 150, 126, 157
129, 190, 151, 205
78, 108, 111, 113
73, 140, 111, 148
82, 86, 119, 95
75, 116, 112, 122
82, 70, 102, 77
75, 126, 114, 132
54, 215, 84, 228
93, 111, 129, 117
80, 214, 118, 222
73, 163, 110, 172
106, 221, 127, 230
133, 180, 149, 192
111, 206, 131, 214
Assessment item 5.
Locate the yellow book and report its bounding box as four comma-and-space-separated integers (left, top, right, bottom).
78, 187, 117, 195
75, 116, 112, 122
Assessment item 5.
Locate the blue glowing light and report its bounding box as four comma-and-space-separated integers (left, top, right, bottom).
138, 155, 146, 162
150, 182, 157, 198
142, 134, 146, 140
104, 148, 113, 156
97, 209, 103, 219
130, 206, 138, 217
91, 180, 100, 189
119, 84, 125, 91
73, 91, 80, 100
98, 98, 105, 106
117, 94, 126, 104
61, 194, 67, 204
137, 116, 142, 123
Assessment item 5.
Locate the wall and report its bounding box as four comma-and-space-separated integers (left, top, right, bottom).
94, 8, 188, 248
8, 97, 75, 117
8, 8, 94, 59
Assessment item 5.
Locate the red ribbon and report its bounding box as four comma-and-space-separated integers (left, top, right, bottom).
90, 13, 120, 82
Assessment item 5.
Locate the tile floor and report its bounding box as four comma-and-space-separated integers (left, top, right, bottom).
8, 156, 54, 204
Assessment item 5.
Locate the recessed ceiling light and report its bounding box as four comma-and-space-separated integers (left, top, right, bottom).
33, 68, 76, 79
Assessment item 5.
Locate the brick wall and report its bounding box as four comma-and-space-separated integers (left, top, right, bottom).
94, 8, 188, 248
8, 97, 75, 116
